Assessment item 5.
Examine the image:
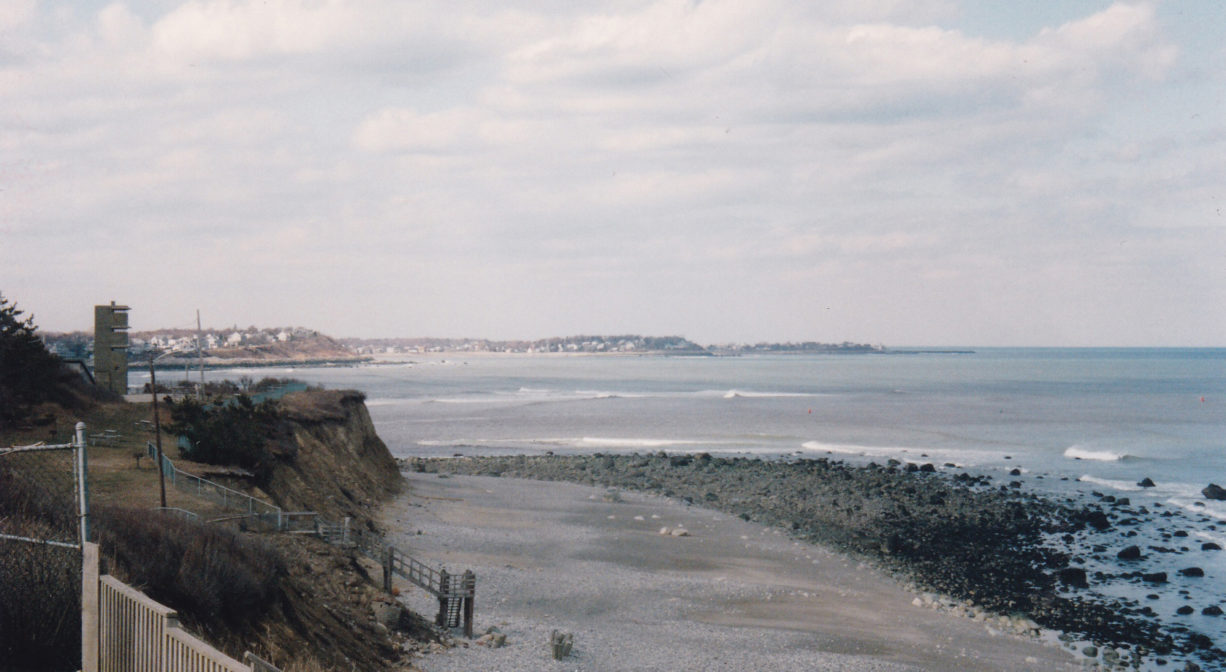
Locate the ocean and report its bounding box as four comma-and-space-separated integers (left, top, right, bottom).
146, 347, 1226, 658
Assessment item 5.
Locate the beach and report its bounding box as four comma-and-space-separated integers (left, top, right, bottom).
382, 471, 1079, 671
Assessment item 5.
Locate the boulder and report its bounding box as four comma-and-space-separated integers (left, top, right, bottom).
1204, 605, 1223, 616
1177, 605, 1195, 615
1084, 510, 1112, 531
1141, 572, 1167, 583
1202, 542, 1222, 551
1057, 567, 1089, 588
1137, 477, 1156, 488
371, 601, 402, 629
1179, 567, 1205, 577
1117, 545, 1142, 560
1202, 484, 1226, 501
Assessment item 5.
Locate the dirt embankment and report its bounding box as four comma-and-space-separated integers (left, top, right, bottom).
247, 390, 432, 671
264, 390, 402, 527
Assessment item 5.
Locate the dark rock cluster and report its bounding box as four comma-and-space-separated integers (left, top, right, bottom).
411, 453, 1225, 668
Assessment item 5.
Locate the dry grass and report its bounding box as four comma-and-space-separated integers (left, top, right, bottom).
94, 506, 284, 634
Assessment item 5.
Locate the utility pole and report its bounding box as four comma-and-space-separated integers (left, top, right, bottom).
195, 309, 204, 399
149, 357, 167, 508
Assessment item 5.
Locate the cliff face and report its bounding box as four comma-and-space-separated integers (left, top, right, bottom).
262, 389, 402, 527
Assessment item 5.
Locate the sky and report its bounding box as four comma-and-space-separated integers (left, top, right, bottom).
2, 1, 1224, 346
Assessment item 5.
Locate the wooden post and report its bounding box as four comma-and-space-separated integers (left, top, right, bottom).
80, 542, 99, 672
149, 358, 167, 508
435, 569, 449, 627
382, 546, 394, 594
462, 570, 475, 639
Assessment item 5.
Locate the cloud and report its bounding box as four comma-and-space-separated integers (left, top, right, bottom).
3, 1, 1221, 344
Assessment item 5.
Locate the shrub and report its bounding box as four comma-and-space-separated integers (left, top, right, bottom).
0, 459, 81, 671
166, 395, 284, 483
0, 533, 81, 671
94, 507, 284, 632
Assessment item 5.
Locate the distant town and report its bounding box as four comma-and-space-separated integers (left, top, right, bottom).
41, 326, 886, 367
344, 336, 884, 356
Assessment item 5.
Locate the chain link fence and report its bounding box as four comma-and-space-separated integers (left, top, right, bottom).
0, 427, 87, 671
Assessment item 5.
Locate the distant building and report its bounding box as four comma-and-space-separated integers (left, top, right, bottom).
94, 301, 130, 395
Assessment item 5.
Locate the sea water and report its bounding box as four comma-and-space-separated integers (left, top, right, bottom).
154, 348, 1226, 660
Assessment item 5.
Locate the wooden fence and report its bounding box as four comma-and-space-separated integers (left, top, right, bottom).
86, 543, 282, 672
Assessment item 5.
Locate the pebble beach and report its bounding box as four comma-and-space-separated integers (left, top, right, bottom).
382, 471, 1080, 672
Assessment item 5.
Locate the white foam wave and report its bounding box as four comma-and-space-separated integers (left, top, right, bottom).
364, 397, 422, 407
579, 437, 704, 448
1076, 475, 1142, 492
1166, 497, 1226, 519
1063, 446, 1131, 462
428, 397, 500, 404
720, 389, 821, 399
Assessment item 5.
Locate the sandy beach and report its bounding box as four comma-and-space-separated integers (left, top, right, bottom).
381, 472, 1080, 671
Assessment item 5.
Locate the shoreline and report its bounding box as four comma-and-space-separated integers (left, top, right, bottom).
406, 453, 1226, 670
385, 471, 1079, 671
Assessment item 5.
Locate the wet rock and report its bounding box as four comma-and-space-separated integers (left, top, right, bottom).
1201, 484, 1226, 501
1083, 510, 1112, 531
1118, 545, 1143, 560
1138, 477, 1157, 488
1203, 605, 1223, 617
1057, 567, 1089, 588
1202, 543, 1222, 551
1178, 567, 1204, 578
1177, 606, 1195, 616
1141, 572, 1168, 584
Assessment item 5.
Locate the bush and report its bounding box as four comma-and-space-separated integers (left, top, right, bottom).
0, 458, 81, 671
0, 535, 80, 671
166, 395, 284, 483
94, 507, 284, 632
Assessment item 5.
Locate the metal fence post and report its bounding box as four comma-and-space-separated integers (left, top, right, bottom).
75, 422, 90, 544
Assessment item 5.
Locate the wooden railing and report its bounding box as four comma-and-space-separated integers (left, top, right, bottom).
97, 574, 265, 672
143, 445, 476, 637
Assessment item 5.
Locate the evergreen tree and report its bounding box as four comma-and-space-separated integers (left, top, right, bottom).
0, 293, 67, 427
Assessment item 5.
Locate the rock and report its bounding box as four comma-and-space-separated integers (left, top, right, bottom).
1177, 605, 1195, 615
1084, 510, 1112, 531
1138, 477, 1156, 488
1201, 483, 1226, 501
1203, 605, 1223, 616
1141, 572, 1167, 583
1202, 542, 1221, 551
1057, 567, 1089, 588
1178, 567, 1204, 577
1117, 545, 1143, 560
670, 527, 690, 537
1082, 645, 1099, 658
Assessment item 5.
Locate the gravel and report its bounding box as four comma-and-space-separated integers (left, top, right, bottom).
380, 472, 1079, 672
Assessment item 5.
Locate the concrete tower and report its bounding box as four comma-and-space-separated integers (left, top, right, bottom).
93, 301, 130, 395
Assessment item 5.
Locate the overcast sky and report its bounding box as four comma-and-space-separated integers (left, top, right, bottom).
3, 1, 1223, 346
